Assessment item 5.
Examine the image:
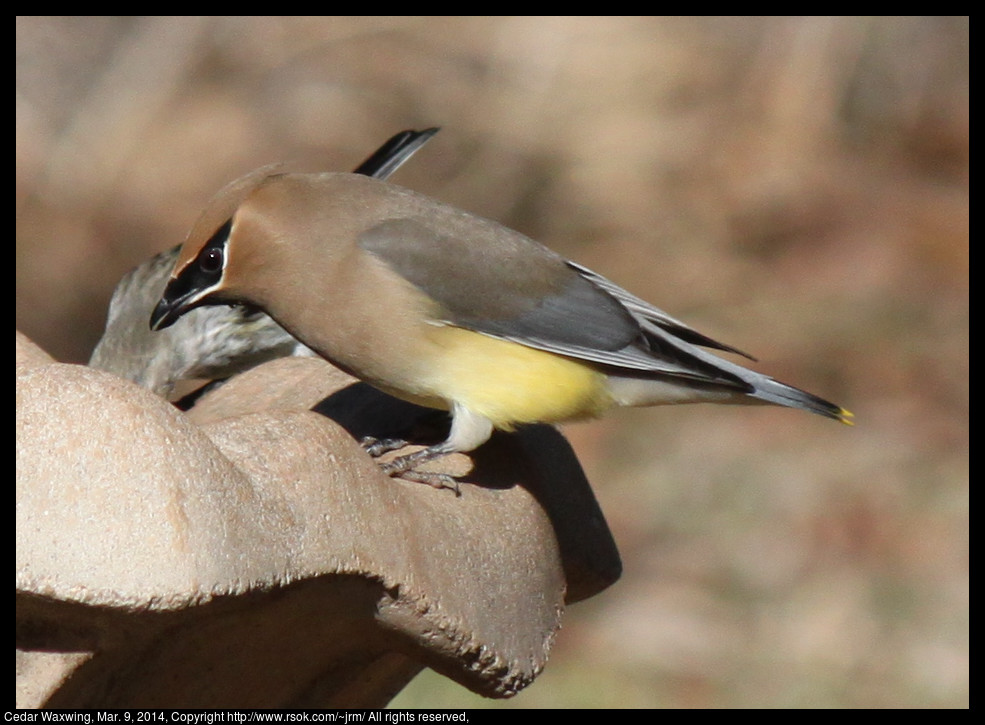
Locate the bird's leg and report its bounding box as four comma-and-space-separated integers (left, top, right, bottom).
361, 406, 491, 496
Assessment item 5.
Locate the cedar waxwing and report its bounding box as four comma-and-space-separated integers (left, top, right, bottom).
150, 151, 853, 484
90, 128, 439, 397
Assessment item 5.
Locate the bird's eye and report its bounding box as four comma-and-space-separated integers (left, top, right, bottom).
200, 247, 223, 273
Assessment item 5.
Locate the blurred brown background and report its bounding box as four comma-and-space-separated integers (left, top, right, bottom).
16, 17, 968, 708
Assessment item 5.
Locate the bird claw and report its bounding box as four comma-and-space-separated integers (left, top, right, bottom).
360, 436, 409, 457
392, 468, 461, 496
364, 442, 462, 495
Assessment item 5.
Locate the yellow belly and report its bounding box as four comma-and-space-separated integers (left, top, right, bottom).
416, 324, 615, 430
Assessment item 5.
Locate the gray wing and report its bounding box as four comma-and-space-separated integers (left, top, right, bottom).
565, 261, 756, 361
358, 215, 750, 388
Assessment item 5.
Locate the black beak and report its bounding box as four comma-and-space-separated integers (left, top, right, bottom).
150, 288, 187, 331
150, 274, 212, 331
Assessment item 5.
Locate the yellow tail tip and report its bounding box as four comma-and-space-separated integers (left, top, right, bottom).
838, 408, 855, 426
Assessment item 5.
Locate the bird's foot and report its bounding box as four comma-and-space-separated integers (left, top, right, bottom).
360, 436, 410, 457
361, 438, 461, 495
387, 467, 461, 495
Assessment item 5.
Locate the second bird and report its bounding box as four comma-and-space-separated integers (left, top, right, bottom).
151, 137, 852, 484
91, 128, 439, 397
